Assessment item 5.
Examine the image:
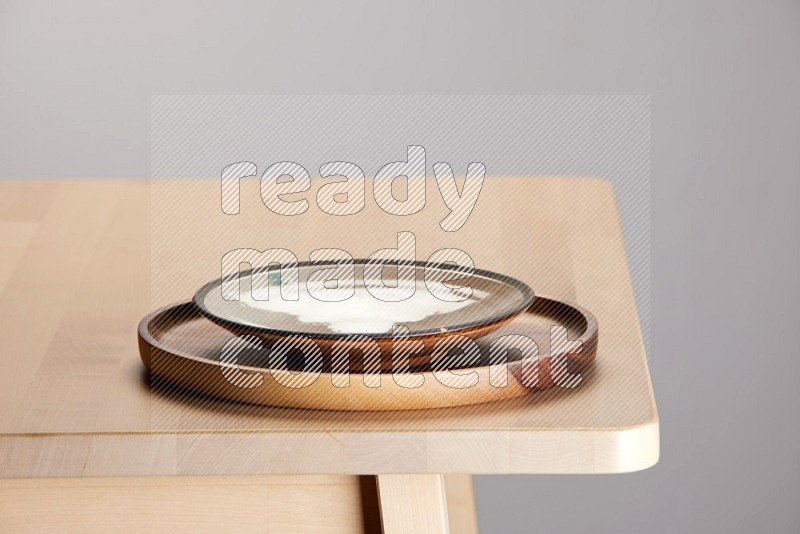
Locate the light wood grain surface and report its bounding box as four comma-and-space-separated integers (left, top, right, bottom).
0, 475, 382, 533
0, 178, 658, 477
377, 474, 449, 533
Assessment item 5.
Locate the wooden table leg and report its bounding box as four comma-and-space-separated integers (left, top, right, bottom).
377, 474, 477, 534
443, 474, 479, 534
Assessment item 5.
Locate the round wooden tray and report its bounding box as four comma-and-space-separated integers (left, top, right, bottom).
138, 298, 597, 411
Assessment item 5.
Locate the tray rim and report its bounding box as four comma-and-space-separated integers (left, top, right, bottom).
138, 295, 598, 411
139, 295, 598, 375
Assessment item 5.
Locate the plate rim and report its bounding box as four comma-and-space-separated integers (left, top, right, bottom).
192, 259, 536, 340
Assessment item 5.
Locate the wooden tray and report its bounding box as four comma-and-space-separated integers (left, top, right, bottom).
138, 298, 597, 411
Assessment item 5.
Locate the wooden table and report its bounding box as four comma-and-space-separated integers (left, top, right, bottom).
0, 178, 658, 533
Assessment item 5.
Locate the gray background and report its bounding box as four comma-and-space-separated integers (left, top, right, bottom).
150, 93, 652, 351
1, 1, 798, 533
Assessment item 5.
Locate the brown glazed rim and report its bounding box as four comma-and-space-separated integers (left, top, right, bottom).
191, 260, 536, 341
137, 296, 598, 412
138, 295, 598, 373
